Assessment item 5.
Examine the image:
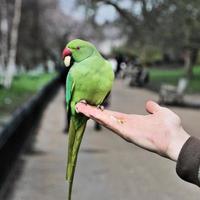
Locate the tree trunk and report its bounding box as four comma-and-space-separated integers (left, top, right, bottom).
4, 0, 22, 88
184, 48, 198, 79
0, 0, 9, 85
184, 49, 191, 77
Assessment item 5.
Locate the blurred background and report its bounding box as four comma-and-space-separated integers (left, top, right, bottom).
0, 0, 200, 200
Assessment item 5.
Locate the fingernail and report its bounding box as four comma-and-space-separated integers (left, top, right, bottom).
75, 106, 80, 113
76, 103, 87, 113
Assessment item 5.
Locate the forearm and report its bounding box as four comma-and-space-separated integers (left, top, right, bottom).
176, 136, 200, 187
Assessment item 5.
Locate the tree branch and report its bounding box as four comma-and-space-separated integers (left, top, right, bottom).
93, 0, 137, 26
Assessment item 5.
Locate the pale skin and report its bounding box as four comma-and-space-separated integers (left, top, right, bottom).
76, 100, 190, 161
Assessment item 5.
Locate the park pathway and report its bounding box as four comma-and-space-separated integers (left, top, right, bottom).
9, 80, 200, 200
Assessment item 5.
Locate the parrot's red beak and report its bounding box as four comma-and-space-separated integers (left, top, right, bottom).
62, 47, 72, 60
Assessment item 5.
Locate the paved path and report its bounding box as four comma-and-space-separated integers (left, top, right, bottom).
10, 80, 200, 200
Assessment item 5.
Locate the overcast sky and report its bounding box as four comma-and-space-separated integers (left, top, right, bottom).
58, 0, 138, 24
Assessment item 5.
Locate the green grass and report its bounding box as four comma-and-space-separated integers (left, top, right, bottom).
149, 66, 200, 93
0, 73, 56, 116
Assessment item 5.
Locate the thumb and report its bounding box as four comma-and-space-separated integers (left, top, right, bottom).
146, 100, 161, 114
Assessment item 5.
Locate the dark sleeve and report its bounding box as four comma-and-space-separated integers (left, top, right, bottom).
176, 136, 200, 187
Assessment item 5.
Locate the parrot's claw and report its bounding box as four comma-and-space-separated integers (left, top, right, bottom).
97, 105, 104, 111
79, 100, 87, 105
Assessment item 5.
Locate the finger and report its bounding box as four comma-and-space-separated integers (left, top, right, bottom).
76, 102, 125, 128
75, 102, 92, 117
76, 102, 127, 119
145, 100, 161, 114
76, 102, 134, 143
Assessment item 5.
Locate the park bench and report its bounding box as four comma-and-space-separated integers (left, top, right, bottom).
159, 78, 189, 104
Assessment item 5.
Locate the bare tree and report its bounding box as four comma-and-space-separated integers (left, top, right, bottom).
4, 0, 22, 88
0, 0, 9, 84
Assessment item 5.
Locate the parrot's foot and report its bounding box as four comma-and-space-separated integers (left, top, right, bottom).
79, 100, 87, 105
97, 105, 104, 111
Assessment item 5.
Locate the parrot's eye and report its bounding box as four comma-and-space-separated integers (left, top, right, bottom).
76, 46, 80, 50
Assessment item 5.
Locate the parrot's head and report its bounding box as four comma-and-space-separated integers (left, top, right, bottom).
62, 39, 96, 67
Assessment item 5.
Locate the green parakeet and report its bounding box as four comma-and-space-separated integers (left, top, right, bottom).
62, 39, 114, 200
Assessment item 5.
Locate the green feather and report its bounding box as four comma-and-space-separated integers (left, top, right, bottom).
65, 39, 114, 200
67, 116, 87, 200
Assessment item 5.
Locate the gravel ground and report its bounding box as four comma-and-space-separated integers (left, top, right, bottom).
8, 80, 200, 200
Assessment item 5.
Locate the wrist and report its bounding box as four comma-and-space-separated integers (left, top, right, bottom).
167, 128, 190, 161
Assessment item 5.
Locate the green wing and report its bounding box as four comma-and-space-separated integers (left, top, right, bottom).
66, 72, 75, 129
66, 72, 74, 110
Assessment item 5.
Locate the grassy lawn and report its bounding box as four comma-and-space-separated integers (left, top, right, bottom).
0, 73, 56, 116
149, 66, 200, 93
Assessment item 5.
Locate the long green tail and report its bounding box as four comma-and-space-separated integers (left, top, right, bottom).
66, 116, 87, 200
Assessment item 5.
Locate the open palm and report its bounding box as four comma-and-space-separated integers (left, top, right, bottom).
76, 101, 189, 161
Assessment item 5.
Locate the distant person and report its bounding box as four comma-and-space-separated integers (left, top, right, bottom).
115, 54, 124, 77
76, 100, 200, 187
135, 65, 149, 87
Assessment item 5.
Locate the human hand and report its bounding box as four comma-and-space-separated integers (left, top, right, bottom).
76, 101, 190, 161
